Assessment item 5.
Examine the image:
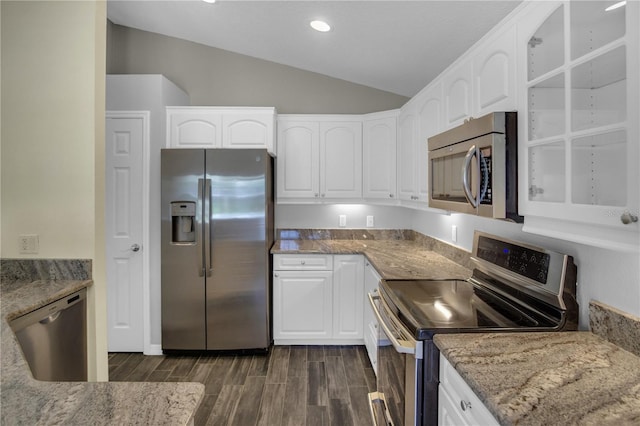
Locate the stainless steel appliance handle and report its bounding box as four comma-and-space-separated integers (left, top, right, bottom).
204, 178, 213, 277
462, 144, 480, 208
197, 178, 205, 277
368, 391, 395, 426
368, 292, 416, 356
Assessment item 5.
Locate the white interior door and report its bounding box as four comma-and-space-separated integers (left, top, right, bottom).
105, 114, 146, 352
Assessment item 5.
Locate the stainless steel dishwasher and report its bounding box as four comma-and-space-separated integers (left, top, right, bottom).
10, 288, 88, 381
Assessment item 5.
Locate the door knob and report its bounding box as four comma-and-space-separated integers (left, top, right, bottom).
620, 212, 638, 225
131, 244, 141, 252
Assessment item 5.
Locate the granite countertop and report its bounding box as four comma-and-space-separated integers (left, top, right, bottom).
272, 239, 472, 281
1, 279, 204, 425
434, 332, 640, 425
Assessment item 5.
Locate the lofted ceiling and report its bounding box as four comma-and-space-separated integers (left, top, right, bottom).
107, 0, 522, 97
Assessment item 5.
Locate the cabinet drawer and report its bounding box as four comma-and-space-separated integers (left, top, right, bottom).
273, 254, 333, 270
439, 354, 499, 425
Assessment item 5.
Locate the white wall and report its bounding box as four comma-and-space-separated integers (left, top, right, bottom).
106, 75, 189, 348
275, 204, 412, 230
1, 1, 108, 380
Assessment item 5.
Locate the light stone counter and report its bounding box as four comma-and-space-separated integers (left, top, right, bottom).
1, 275, 204, 425
434, 332, 640, 425
271, 230, 472, 281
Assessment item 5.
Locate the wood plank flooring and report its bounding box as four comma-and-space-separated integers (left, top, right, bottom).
108, 345, 376, 426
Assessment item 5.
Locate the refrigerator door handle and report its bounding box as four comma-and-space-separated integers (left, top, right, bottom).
197, 178, 205, 277
204, 178, 213, 277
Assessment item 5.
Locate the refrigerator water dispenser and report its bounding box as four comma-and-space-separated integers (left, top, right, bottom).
171, 202, 196, 243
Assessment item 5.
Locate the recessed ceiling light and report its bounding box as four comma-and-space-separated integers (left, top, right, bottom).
605, 1, 626, 11
310, 20, 331, 32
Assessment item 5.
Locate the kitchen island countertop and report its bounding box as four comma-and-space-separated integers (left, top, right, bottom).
434, 331, 640, 425
1, 278, 204, 425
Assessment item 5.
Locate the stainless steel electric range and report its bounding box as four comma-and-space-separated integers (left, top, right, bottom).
368, 231, 578, 426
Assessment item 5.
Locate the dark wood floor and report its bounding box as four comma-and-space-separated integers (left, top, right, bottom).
108, 345, 376, 426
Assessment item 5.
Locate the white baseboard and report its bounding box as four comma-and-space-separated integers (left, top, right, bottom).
144, 344, 163, 356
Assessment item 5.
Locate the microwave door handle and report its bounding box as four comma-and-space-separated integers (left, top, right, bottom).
462, 145, 480, 208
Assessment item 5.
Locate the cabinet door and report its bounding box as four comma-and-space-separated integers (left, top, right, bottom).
320, 122, 363, 199
444, 60, 473, 129
439, 355, 499, 426
222, 111, 275, 154
273, 270, 333, 340
276, 120, 320, 199
517, 1, 639, 251
397, 109, 418, 201
363, 116, 397, 200
333, 255, 364, 339
473, 25, 517, 116
167, 109, 222, 148
438, 386, 470, 426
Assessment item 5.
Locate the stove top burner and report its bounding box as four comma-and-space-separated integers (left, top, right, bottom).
377, 232, 578, 340
380, 279, 560, 340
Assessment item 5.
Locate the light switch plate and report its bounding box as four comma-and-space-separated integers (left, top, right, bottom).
339, 215, 347, 227
451, 225, 457, 243
366, 215, 374, 227
19, 234, 39, 254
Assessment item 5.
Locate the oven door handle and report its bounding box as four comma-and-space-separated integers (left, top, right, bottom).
462, 144, 480, 208
368, 292, 416, 356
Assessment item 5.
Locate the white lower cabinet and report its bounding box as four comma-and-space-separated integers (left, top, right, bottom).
273, 254, 364, 345
439, 354, 499, 426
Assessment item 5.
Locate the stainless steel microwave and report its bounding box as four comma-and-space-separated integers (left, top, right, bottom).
428, 112, 522, 222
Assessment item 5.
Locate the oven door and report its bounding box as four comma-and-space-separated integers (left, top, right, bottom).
368, 292, 423, 426
429, 134, 502, 217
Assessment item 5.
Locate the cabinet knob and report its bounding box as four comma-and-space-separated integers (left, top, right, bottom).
321, 193, 326, 198
389, 194, 394, 198
460, 400, 472, 411
315, 193, 319, 198
274, 273, 279, 277
301, 260, 306, 265
620, 212, 639, 225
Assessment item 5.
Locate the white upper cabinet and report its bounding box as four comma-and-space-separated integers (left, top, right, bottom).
363, 112, 398, 200
320, 121, 363, 199
167, 109, 222, 148
167, 107, 276, 155
277, 116, 362, 201
277, 120, 320, 199
473, 25, 517, 116
517, 1, 639, 251
397, 107, 419, 201
222, 110, 275, 152
444, 60, 473, 129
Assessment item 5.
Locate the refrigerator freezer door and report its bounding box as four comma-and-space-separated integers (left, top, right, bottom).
205, 149, 271, 350
161, 149, 207, 350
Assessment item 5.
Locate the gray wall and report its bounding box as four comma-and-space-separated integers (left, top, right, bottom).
107, 22, 408, 114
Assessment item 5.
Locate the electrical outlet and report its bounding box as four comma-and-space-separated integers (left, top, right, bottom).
451, 225, 457, 243
19, 234, 39, 254
366, 215, 374, 227
339, 215, 347, 227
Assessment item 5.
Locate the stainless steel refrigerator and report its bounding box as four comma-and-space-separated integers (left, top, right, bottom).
161, 149, 273, 351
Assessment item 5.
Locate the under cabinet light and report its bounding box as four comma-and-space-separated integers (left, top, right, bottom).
310, 20, 331, 32
605, 1, 626, 11
202, 0, 216, 4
